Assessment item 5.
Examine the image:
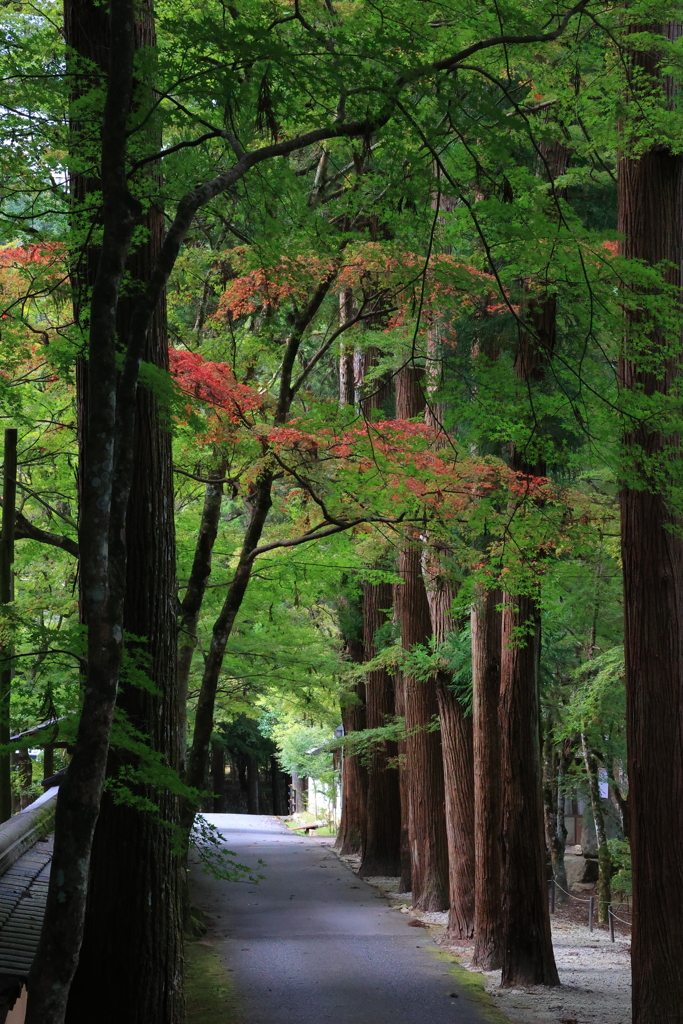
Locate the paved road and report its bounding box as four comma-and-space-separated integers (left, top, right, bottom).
190, 813, 491, 1024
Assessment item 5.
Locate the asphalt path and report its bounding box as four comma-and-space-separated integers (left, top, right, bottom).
190, 813, 491, 1024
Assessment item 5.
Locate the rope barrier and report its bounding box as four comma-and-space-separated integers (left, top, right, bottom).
551, 880, 593, 903
548, 879, 632, 938
610, 910, 632, 927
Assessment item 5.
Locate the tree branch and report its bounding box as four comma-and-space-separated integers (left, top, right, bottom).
290, 303, 395, 397
248, 513, 409, 561
129, 131, 227, 173
13, 510, 79, 558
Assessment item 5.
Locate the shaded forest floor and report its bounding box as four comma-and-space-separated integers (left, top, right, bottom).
186, 933, 241, 1024
331, 841, 631, 1024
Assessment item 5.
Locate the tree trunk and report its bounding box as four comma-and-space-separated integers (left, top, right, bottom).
246, 754, 259, 815
337, 640, 367, 856
618, 21, 683, 1024
499, 594, 559, 987
397, 542, 448, 911
358, 582, 401, 877
66, 273, 183, 1020
436, 676, 475, 937
542, 738, 569, 907
581, 734, 611, 925
393, 664, 412, 893
423, 548, 474, 937
60, 0, 184, 1018
177, 465, 226, 773
471, 585, 504, 969
26, 0, 142, 1017
395, 364, 448, 911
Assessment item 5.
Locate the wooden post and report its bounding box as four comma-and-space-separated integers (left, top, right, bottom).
589, 896, 595, 932
609, 905, 615, 943
0, 429, 17, 822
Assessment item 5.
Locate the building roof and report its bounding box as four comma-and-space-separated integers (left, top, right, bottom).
0, 836, 52, 980
0, 793, 57, 1018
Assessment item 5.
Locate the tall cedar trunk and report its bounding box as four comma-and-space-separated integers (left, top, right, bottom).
542, 738, 569, 907
246, 754, 259, 815
395, 364, 448, 911
471, 586, 504, 969
619, 21, 683, 1024
498, 184, 562, 984
423, 327, 475, 932
393, 662, 412, 892
335, 330, 370, 856
358, 582, 401, 877
397, 539, 448, 910
337, 639, 367, 855
500, 594, 559, 986
26, 0, 141, 1017
423, 551, 474, 937
64, 1, 184, 1017
436, 677, 474, 937
581, 734, 611, 924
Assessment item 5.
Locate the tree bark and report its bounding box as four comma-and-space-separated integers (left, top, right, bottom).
393, 663, 412, 892
26, 0, 142, 1018
64, 1, 184, 1017
337, 640, 367, 856
436, 676, 474, 937
395, 364, 448, 911
423, 550, 474, 937
471, 585, 504, 969
618, 21, 683, 1024
358, 581, 401, 877
397, 540, 448, 911
499, 594, 559, 987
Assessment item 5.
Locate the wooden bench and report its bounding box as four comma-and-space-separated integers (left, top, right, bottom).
289, 821, 324, 835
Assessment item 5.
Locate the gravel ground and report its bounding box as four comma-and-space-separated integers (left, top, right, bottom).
344, 865, 632, 1024
456, 920, 631, 1024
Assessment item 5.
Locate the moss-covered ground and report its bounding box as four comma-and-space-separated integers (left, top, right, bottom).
185, 940, 242, 1024
425, 948, 515, 1024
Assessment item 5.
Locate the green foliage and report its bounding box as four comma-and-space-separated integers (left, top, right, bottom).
7, 0, 683, 874
271, 722, 337, 783
608, 838, 632, 899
